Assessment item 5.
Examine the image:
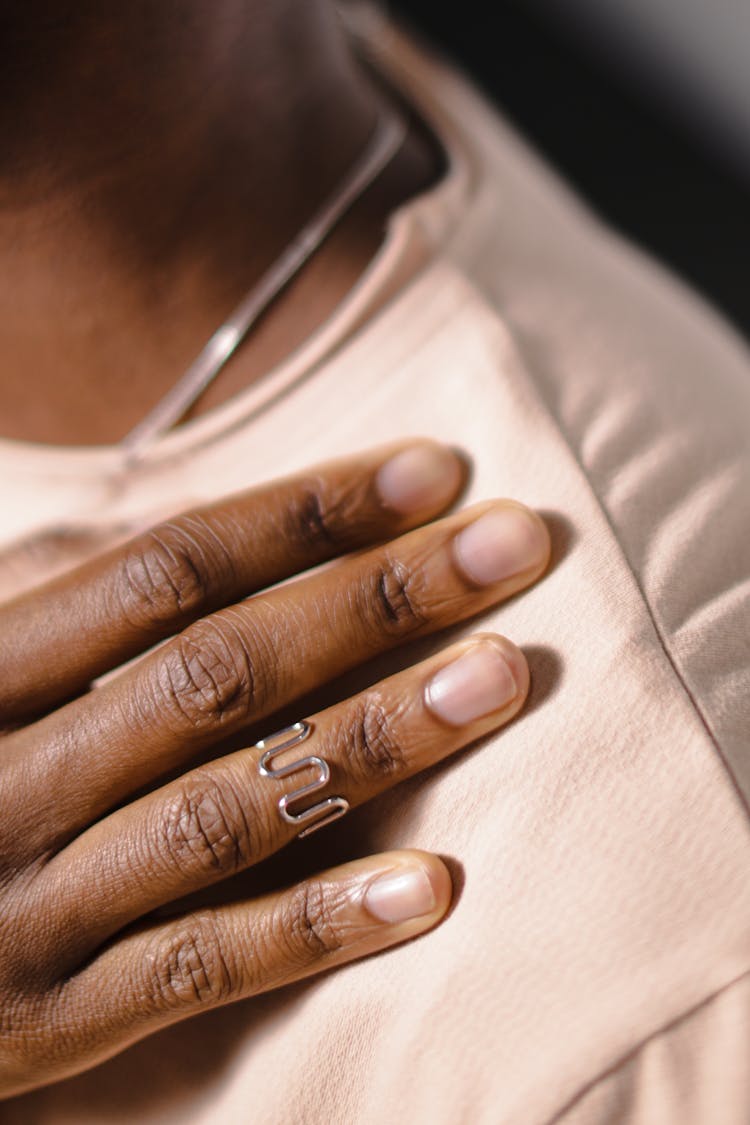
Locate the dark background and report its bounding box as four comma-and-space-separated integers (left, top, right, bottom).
391, 1, 750, 342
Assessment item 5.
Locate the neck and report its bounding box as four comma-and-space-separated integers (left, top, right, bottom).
0, 1, 438, 445
0, 0, 376, 259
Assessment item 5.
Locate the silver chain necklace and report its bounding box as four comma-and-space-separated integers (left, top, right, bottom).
121, 104, 407, 462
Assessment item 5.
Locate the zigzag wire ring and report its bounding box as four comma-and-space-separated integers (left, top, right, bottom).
256, 721, 350, 839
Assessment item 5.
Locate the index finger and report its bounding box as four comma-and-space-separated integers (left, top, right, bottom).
0, 441, 464, 722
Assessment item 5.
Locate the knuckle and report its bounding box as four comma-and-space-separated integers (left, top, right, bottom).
283, 880, 345, 965
368, 557, 426, 638
350, 695, 405, 780
155, 617, 260, 731
286, 481, 338, 551
285, 473, 376, 555
116, 519, 222, 629
159, 774, 257, 879
150, 918, 237, 1012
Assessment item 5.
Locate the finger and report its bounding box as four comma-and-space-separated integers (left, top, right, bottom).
43, 634, 526, 951
0, 440, 464, 722
8, 852, 450, 1100
12, 502, 548, 854
14, 501, 549, 853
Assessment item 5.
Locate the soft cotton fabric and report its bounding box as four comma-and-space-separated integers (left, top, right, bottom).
3, 7, 750, 1123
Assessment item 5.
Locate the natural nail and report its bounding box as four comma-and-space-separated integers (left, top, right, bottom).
454, 506, 547, 585
425, 640, 518, 726
376, 445, 462, 515
363, 865, 437, 924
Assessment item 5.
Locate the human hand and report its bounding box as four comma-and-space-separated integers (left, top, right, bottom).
0, 441, 550, 1097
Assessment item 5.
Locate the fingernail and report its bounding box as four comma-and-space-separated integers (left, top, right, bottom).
454, 506, 547, 585
376, 445, 462, 514
425, 640, 517, 725
364, 865, 437, 924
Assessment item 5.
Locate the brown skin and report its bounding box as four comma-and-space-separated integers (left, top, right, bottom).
0, 1, 552, 1098
0, 0, 441, 444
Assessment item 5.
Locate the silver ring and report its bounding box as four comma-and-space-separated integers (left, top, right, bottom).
256, 721, 349, 839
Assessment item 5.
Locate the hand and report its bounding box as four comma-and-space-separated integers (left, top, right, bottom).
0, 440, 550, 1097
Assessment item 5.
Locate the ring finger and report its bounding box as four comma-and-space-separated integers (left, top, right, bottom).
40, 632, 527, 958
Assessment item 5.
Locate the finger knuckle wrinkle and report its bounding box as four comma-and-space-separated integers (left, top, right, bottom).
287, 482, 340, 552
119, 524, 213, 627
163, 779, 254, 878
352, 697, 405, 777
286, 881, 344, 963
372, 559, 424, 635
152, 923, 235, 1011
159, 623, 255, 729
